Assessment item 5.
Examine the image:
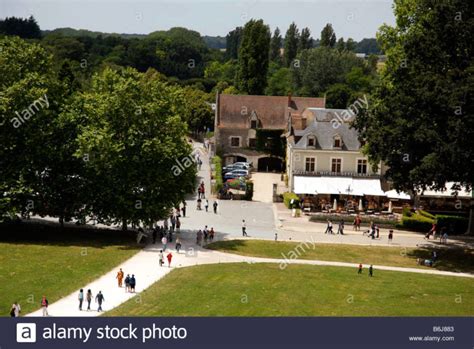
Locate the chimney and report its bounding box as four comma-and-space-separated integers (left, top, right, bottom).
287, 93, 292, 107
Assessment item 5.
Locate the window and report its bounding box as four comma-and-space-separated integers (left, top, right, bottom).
305, 157, 316, 172
307, 136, 315, 147
357, 159, 368, 174
230, 137, 240, 147
331, 158, 342, 173
250, 120, 257, 129
249, 138, 257, 148
334, 137, 342, 148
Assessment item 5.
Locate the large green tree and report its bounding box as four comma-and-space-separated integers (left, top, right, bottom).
236, 19, 271, 95
63, 67, 196, 229
320, 23, 336, 48
270, 27, 282, 63
298, 27, 313, 51
226, 27, 243, 60
352, 0, 473, 209
283, 22, 299, 67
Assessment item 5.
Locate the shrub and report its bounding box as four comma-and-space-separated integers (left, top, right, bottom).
435, 215, 468, 234
244, 181, 254, 201
418, 210, 436, 220
283, 192, 300, 209
310, 214, 398, 228
402, 207, 413, 217
211, 156, 223, 193
400, 214, 433, 232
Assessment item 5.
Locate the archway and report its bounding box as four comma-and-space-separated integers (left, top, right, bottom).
257, 157, 284, 172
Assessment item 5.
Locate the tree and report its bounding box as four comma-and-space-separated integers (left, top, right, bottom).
355, 38, 382, 54
64, 67, 196, 229
284, 22, 299, 67
0, 16, 41, 39
298, 27, 313, 52
325, 83, 353, 108
265, 67, 293, 96
270, 27, 282, 63
182, 86, 214, 133
345, 38, 357, 52
336, 37, 345, 52
352, 0, 473, 233
236, 19, 271, 95
226, 27, 243, 60
320, 23, 336, 48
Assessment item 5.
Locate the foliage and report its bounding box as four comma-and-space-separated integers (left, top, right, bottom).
352, 0, 473, 194
244, 180, 254, 201
283, 192, 300, 208
320, 23, 336, 48
265, 67, 293, 96
435, 215, 468, 233
325, 83, 353, 108
181, 86, 214, 132
309, 214, 398, 228
269, 27, 282, 63
226, 27, 243, 60
298, 27, 313, 51
399, 214, 434, 232
236, 19, 271, 95
418, 210, 436, 220
0, 15, 41, 39
283, 22, 299, 67
255, 129, 286, 157
211, 156, 223, 193
204, 60, 237, 84
356, 38, 382, 54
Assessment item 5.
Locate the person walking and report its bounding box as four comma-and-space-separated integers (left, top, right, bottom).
95, 291, 105, 312
129, 275, 136, 293
10, 302, 21, 317
324, 220, 333, 234
357, 263, 363, 274
209, 227, 215, 242
213, 200, 218, 214
167, 252, 173, 267
41, 296, 49, 316
159, 250, 164, 267
242, 219, 248, 237
162, 236, 168, 251
205, 199, 209, 212
388, 229, 393, 244
78, 289, 84, 311
368, 265, 373, 277
176, 217, 181, 233
275, 232, 278, 241
196, 230, 203, 246
86, 289, 92, 311
175, 238, 182, 253
337, 219, 344, 235
116, 268, 124, 287
124, 274, 131, 292
197, 198, 202, 210
181, 201, 187, 217
203, 225, 209, 243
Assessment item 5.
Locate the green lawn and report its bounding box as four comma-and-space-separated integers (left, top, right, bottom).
206, 240, 474, 273
0, 222, 140, 315
106, 263, 474, 316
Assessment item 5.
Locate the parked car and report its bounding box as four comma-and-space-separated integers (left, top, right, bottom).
222, 163, 247, 172
233, 162, 252, 169
223, 169, 249, 180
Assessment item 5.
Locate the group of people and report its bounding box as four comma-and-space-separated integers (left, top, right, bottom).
197, 197, 219, 213
78, 289, 105, 312
425, 223, 449, 244
116, 268, 137, 293
196, 225, 216, 245
324, 219, 345, 235
357, 264, 374, 277
158, 249, 174, 267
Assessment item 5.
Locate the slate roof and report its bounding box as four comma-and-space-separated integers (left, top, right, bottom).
216, 94, 325, 129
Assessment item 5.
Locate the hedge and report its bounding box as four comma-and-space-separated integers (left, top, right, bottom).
283, 192, 300, 209
418, 210, 436, 220
211, 156, 223, 193
398, 214, 434, 232
435, 215, 468, 233
244, 181, 254, 201
310, 214, 398, 228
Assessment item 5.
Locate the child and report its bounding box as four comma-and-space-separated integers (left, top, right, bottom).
357, 263, 363, 274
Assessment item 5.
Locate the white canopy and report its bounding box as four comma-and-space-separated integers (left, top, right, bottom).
385, 189, 411, 200
418, 182, 472, 198
294, 176, 386, 197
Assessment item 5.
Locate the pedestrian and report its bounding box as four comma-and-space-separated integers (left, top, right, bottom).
86, 289, 92, 311
176, 217, 181, 233
41, 295, 48, 316
196, 230, 203, 245
375, 225, 380, 239
10, 302, 21, 317
129, 275, 136, 293
358, 263, 363, 274
324, 220, 333, 234
242, 219, 248, 237
203, 225, 209, 243
159, 249, 164, 266
209, 227, 215, 242
197, 198, 202, 210
170, 215, 176, 232
116, 268, 124, 287
355, 215, 361, 231
205, 199, 209, 212
200, 181, 205, 199
369, 265, 373, 277
152, 227, 157, 244
182, 201, 187, 217
175, 238, 182, 253
78, 289, 84, 311
125, 274, 131, 292
162, 236, 168, 251
167, 252, 173, 267
275, 232, 278, 241
441, 231, 448, 244
388, 229, 393, 243
337, 219, 344, 235
213, 200, 218, 214
95, 291, 105, 312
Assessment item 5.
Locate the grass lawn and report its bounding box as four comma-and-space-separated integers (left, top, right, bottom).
0, 221, 140, 316
206, 240, 474, 273
106, 263, 474, 316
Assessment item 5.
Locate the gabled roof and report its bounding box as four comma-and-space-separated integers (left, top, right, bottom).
292, 108, 360, 151
217, 94, 325, 129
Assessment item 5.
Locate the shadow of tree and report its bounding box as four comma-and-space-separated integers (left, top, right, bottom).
402, 247, 473, 273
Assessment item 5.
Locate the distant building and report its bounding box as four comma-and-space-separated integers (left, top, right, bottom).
214, 93, 325, 171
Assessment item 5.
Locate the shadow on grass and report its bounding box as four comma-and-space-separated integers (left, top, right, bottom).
206, 239, 249, 252
0, 220, 139, 249
406, 247, 474, 273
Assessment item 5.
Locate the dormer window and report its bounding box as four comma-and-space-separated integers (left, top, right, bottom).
333, 135, 342, 148
307, 135, 316, 147
249, 111, 259, 129
250, 120, 257, 129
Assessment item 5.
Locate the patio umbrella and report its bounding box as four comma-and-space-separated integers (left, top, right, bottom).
358, 199, 363, 211
388, 200, 393, 213
333, 198, 337, 211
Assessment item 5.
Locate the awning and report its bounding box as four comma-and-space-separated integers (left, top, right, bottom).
418, 182, 472, 198
294, 176, 385, 197
385, 189, 411, 200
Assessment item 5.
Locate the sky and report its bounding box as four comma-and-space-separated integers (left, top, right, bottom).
0, 0, 396, 40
